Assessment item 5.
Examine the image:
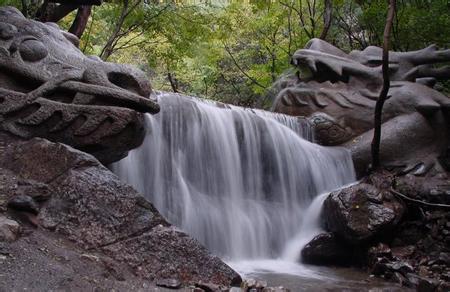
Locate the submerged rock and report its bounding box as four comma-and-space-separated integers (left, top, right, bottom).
323, 183, 405, 244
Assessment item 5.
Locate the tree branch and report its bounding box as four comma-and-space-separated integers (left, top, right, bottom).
390, 188, 450, 209
69, 5, 92, 38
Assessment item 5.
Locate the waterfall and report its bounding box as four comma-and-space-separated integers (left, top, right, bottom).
112, 92, 355, 261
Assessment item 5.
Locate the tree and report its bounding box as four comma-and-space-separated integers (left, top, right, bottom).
371, 0, 396, 170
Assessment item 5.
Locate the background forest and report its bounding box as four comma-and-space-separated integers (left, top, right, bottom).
1, 0, 449, 108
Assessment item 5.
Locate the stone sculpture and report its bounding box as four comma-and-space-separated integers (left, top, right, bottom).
0, 6, 159, 164
273, 38, 450, 175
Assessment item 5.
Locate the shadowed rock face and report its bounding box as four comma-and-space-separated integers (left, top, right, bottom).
0, 6, 159, 164
273, 39, 450, 175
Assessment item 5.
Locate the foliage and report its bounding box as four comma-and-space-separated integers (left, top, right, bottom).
0, 0, 449, 107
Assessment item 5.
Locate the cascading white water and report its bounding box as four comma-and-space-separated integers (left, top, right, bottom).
112, 92, 355, 261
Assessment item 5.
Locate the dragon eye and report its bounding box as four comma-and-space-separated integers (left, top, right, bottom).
0, 22, 17, 40
19, 38, 48, 62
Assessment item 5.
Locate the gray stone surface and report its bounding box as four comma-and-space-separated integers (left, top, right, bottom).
0, 6, 159, 164
0, 133, 241, 287
272, 38, 450, 176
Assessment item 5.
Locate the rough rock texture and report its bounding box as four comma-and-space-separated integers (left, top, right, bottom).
0, 215, 20, 242
272, 38, 450, 176
323, 183, 405, 244
301, 232, 354, 266
0, 6, 160, 164
302, 171, 449, 290
0, 133, 241, 288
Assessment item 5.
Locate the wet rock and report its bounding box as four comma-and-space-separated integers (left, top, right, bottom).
301, 232, 353, 266
0, 216, 20, 242
156, 278, 181, 289
7, 195, 39, 214
323, 183, 405, 244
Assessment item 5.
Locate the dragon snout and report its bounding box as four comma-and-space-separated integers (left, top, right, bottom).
79, 65, 159, 114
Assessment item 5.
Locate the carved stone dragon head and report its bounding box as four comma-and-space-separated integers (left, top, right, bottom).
0, 6, 159, 164
273, 39, 450, 174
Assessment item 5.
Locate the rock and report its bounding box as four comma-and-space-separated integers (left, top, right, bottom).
437, 252, 450, 265
301, 232, 353, 266
413, 275, 440, 292
7, 195, 39, 214
156, 278, 181, 289
241, 278, 268, 291
391, 245, 415, 259
392, 272, 410, 287
323, 183, 405, 244
0, 216, 20, 242
388, 261, 414, 275
0, 136, 241, 287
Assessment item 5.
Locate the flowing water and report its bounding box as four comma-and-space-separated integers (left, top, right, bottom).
112, 92, 369, 288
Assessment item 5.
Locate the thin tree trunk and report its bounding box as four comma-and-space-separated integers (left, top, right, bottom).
371, 0, 396, 170
319, 0, 332, 40
69, 5, 92, 38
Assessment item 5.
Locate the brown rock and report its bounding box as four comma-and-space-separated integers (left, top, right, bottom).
323, 183, 405, 244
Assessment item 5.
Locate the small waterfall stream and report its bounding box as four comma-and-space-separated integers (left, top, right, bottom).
113, 92, 355, 262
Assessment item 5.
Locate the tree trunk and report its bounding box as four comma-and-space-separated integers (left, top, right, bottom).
68, 6, 92, 38
319, 0, 332, 40
168, 72, 178, 93
371, 0, 396, 170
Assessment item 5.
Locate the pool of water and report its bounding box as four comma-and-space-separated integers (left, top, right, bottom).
228, 260, 409, 291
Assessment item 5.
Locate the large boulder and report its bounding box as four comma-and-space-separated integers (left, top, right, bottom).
323, 183, 405, 244
0, 133, 241, 287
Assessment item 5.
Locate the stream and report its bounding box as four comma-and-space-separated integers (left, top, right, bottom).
112, 93, 402, 290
